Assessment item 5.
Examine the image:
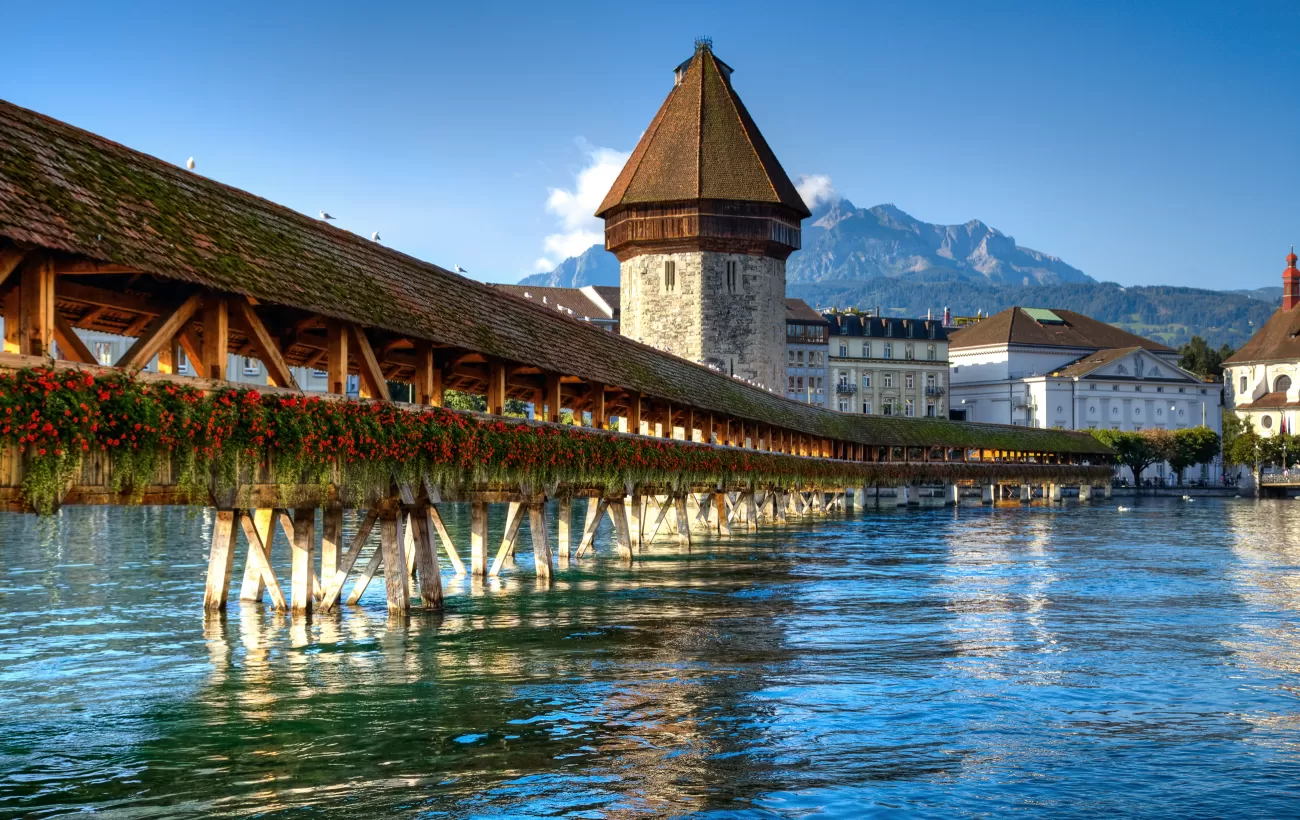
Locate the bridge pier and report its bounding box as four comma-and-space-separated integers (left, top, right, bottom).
896, 485, 910, 506
1079, 484, 1093, 502
1020, 484, 1033, 503
470, 501, 489, 578
982, 484, 995, 504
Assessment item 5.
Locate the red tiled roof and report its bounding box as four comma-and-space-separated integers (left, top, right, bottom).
785, 298, 826, 324
1223, 306, 1300, 365
948, 307, 1173, 353
491, 285, 614, 322
595, 44, 809, 219
1236, 391, 1300, 409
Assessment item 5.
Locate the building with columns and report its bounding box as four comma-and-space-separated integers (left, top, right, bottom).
949, 306, 1222, 482
1224, 249, 1300, 437
595, 39, 809, 393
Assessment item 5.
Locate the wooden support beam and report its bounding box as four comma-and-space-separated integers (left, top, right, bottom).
410, 505, 443, 609
290, 507, 316, 615
715, 492, 731, 537
489, 501, 525, 576
199, 296, 228, 380
529, 503, 553, 581
673, 495, 692, 547
326, 319, 348, 395
53, 313, 96, 364
545, 373, 562, 423
646, 496, 672, 543
627, 392, 642, 435
379, 503, 410, 614
2, 288, 19, 353
320, 506, 342, 599
470, 501, 489, 577
319, 507, 378, 611
230, 295, 299, 389
346, 545, 383, 606
348, 323, 387, 399
239, 510, 287, 610
486, 359, 507, 416
238, 508, 274, 602
52, 259, 140, 276
117, 292, 203, 372
203, 509, 239, 611
608, 497, 632, 559
555, 494, 572, 559
18, 255, 55, 357
414, 342, 443, 406
590, 382, 607, 429
576, 497, 609, 557
0, 246, 26, 288
428, 505, 466, 575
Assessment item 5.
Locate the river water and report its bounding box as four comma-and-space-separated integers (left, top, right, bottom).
1, 497, 1299, 817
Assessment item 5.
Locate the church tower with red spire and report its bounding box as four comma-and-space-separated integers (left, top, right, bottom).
1283, 246, 1299, 311
595, 39, 810, 390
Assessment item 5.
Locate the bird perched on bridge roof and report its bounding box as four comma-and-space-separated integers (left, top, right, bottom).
455, 264, 468, 274
320, 211, 335, 220
185, 157, 195, 170
371, 231, 381, 241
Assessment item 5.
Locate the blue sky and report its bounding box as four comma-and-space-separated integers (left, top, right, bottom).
4, 1, 1297, 290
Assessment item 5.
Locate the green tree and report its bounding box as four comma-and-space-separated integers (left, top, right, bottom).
1177, 336, 1235, 382
1168, 426, 1221, 484
1221, 411, 1248, 466
1092, 429, 1160, 488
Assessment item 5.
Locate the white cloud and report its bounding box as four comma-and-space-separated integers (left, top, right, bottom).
796, 173, 837, 209
536, 141, 630, 270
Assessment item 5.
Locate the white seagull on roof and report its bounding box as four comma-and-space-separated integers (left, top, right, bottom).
455, 264, 468, 274
371, 231, 381, 241
185, 157, 195, 170
320, 211, 335, 220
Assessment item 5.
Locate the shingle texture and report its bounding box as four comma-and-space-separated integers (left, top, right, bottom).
0, 98, 1106, 454
1223, 307, 1300, 365
948, 307, 1172, 352
785, 298, 826, 325
595, 45, 810, 219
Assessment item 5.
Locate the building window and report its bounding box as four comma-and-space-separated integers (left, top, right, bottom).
796, 350, 804, 366
787, 350, 795, 366
1240, 375, 1247, 393
883, 343, 892, 359
863, 372, 872, 388
927, 344, 936, 361
883, 373, 894, 388
863, 400, 872, 414
1276, 375, 1292, 393
905, 399, 915, 417
788, 376, 796, 392
664, 260, 677, 292
242, 357, 260, 376
94, 341, 114, 366
882, 399, 894, 416
905, 344, 914, 360
905, 373, 914, 389
178, 354, 191, 374
796, 376, 804, 391
926, 401, 936, 417
811, 352, 822, 367
838, 344, 847, 357
815, 377, 824, 394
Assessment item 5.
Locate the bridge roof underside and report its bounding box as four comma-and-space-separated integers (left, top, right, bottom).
0, 99, 1107, 455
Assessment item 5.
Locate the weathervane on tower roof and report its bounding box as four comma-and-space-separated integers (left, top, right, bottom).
695, 36, 712, 50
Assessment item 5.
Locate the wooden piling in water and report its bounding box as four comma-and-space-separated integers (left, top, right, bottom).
378, 503, 409, 615
470, 501, 489, 577
290, 507, 316, 615
203, 509, 238, 611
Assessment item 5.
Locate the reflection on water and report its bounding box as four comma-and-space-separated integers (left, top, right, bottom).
2, 499, 1300, 816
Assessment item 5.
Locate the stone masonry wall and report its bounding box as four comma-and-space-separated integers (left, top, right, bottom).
620, 251, 787, 391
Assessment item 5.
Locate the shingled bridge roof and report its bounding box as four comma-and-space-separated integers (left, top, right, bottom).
0, 98, 1107, 455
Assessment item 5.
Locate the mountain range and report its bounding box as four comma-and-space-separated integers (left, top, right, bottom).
516, 199, 1277, 350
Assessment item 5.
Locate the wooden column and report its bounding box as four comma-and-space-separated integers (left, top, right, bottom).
414, 343, 443, 406
715, 492, 731, 537
321, 506, 342, 599
489, 501, 525, 576
238, 508, 275, 602
410, 504, 443, 609
290, 507, 316, 615
529, 503, 554, 581
2, 287, 19, 353
555, 494, 572, 559
487, 360, 507, 416
18, 255, 55, 357
673, 495, 692, 547
326, 319, 348, 395
203, 509, 239, 611
628, 495, 643, 551
378, 503, 410, 614
200, 296, 229, 380
470, 500, 489, 577
545, 374, 562, 423
590, 382, 607, 429
609, 497, 633, 559
627, 393, 642, 435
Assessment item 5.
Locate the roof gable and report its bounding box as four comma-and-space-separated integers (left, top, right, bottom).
1224, 306, 1300, 365
1052, 347, 1203, 382
595, 45, 809, 218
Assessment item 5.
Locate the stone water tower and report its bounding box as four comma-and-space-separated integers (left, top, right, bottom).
595, 39, 809, 391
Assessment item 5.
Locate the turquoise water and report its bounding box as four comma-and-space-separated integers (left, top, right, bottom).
1, 498, 1299, 817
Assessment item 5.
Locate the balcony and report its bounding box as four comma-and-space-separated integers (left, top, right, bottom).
925, 385, 946, 397
835, 383, 858, 395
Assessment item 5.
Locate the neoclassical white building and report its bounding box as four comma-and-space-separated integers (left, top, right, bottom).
1224, 249, 1300, 436
948, 307, 1223, 482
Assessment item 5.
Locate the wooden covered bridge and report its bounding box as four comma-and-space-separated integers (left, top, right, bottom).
0, 99, 1111, 617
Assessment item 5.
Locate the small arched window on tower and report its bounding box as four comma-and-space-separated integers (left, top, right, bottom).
1275, 375, 1292, 394
664, 260, 677, 292
1240, 375, 1247, 394
726, 260, 738, 293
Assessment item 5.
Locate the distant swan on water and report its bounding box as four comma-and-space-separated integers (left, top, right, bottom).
1118, 506, 1131, 512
